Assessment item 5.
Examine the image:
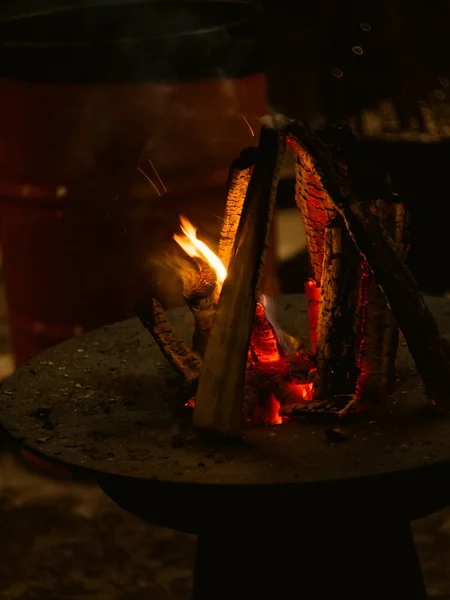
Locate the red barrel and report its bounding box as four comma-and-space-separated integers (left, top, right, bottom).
0, 74, 266, 365
0, 1, 267, 365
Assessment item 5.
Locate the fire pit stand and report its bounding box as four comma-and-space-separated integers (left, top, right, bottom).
1, 295, 450, 599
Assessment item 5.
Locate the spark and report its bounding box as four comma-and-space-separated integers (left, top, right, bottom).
137, 166, 162, 197
148, 158, 168, 193
242, 115, 255, 137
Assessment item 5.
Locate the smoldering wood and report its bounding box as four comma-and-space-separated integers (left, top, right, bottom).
305, 279, 321, 353
291, 137, 336, 285
193, 126, 285, 436
178, 264, 217, 357
355, 199, 409, 401
249, 300, 282, 363
244, 301, 315, 420
136, 298, 202, 383
287, 122, 450, 405
177, 149, 256, 358
315, 219, 359, 400
279, 395, 351, 418
218, 148, 257, 270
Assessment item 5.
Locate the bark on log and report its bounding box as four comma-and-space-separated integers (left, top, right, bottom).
355, 198, 409, 401
287, 122, 450, 405
218, 149, 256, 270
179, 266, 217, 358
315, 219, 359, 399
193, 126, 284, 436
248, 300, 282, 364
291, 137, 336, 284
136, 298, 202, 384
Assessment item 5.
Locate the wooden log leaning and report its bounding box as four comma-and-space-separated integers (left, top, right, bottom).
287, 122, 450, 405
355, 198, 409, 401
315, 219, 359, 400
136, 298, 202, 384
181, 149, 257, 356
193, 126, 285, 436
218, 148, 257, 270
179, 266, 217, 358
289, 135, 336, 352
291, 138, 336, 284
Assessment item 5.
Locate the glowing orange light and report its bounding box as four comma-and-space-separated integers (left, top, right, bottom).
267, 394, 283, 424
173, 215, 227, 284
148, 158, 168, 193
242, 115, 255, 137
138, 166, 162, 197
285, 381, 314, 401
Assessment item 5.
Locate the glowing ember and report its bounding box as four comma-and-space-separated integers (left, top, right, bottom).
285, 381, 314, 402
173, 219, 315, 427
173, 215, 227, 285
261, 294, 301, 355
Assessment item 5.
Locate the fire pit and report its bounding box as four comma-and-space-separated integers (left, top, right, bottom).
2, 121, 450, 599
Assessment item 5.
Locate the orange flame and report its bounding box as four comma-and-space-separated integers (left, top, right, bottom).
173, 215, 227, 284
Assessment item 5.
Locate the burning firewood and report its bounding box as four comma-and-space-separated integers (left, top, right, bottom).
218, 148, 257, 270
243, 302, 314, 422
315, 219, 359, 400
193, 126, 285, 436
178, 264, 217, 358
136, 298, 202, 384
304, 279, 321, 353
355, 198, 410, 402
290, 134, 337, 351
291, 138, 336, 284
287, 121, 450, 406
171, 151, 256, 357
173, 217, 225, 357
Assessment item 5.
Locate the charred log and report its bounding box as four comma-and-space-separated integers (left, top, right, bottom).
355, 198, 409, 402
178, 265, 217, 357
193, 126, 285, 436
287, 122, 450, 405
315, 219, 359, 400
291, 138, 336, 284
136, 298, 202, 384
305, 279, 321, 353
243, 301, 315, 421
219, 149, 256, 270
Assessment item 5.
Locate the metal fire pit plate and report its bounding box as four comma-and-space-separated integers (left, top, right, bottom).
2, 295, 450, 509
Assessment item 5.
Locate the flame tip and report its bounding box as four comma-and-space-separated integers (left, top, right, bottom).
173, 215, 227, 284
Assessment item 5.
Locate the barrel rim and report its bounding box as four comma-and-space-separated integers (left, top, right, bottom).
0, 0, 262, 48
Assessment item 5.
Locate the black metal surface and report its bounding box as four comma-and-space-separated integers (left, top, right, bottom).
0, 0, 264, 83
1, 294, 450, 534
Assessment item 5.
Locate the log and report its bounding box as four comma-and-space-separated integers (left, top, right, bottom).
305, 279, 321, 353
355, 198, 409, 401
136, 298, 202, 384
243, 301, 315, 421
193, 126, 285, 435
291, 137, 336, 284
290, 133, 337, 351
315, 219, 359, 399
178, 265, 217, 357
218, 148, 257, 270
287, 122, 450, 404
248, 300, 282, 365
176, 149, 256, 357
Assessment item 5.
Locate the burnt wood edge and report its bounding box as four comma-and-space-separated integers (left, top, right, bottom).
286, 122, 450, 406
193, 126, 285, 436
135, 298, 202, 384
